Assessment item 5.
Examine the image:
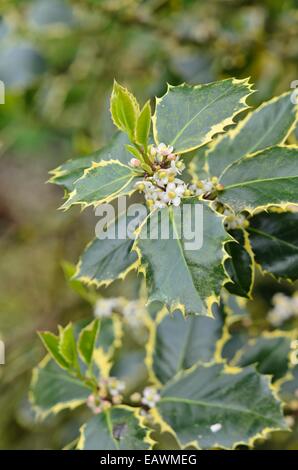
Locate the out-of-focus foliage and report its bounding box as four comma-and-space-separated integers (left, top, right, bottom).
0, 0, 298, 450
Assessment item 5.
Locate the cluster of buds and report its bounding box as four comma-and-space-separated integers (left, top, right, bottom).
86, 377, 126, 414
189, 177, 223, 198
94, 298, 123, 318
268, 292, 298, 326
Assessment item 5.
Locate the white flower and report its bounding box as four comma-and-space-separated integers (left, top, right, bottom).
210, 423, 222, 433
157, 143, 174, 156
107, 377, 125, 397
161, 181, 186, 206
123, 300, 146, 327
141, 387, 160, 408
94, 298, 122, 318
170, 158, 185, 175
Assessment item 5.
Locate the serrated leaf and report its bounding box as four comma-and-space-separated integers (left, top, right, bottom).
78, 319, 100, 367
247, 210, 298, 280
49, 133, 131, 192
218, 146, 298, 212
38, 331, 69, 370
61, 160, 140, 210
224, 240, 254, 298
136, 100, 151, 148
77, 407, 151, 450
30, 358, 91, 417
156, 362, 286, 449
110, 81, 139, 141
235, 334, 292, 382
136, 201, 230, 315
280, 364, 298, 402
150, 304, 224, 385
58, 323, 80, 371
75, 212, 140, 287
153, 78, 252, 154
208, 92, 298, 178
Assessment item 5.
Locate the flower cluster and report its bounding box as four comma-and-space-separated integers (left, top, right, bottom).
86, 377, 126, 414
94, 297, 146, 329
268, 292, 298, 326
134, 143, 190, 209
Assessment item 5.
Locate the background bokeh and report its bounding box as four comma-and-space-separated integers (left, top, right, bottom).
0, 0, 297, 449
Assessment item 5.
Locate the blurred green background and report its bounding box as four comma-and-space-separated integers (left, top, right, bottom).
0, 0, 297, 449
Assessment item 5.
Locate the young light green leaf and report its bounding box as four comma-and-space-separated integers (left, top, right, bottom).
153, 78, 253, 154
110, 81, 140, 141
149, 304, 224, 385
247, 210, 298, 280
78, 319, 100, 367
30, 358, 91, 418
208, 92, 298, 178
58, 323, 80, 371
136, 100, 151, 149
157, 363, 286, 449
218, 146, 298, 212
77, 407, 152, 450
61, 160, 140, 210
135, 201, 230, 316
38, 331, 69, 370
49, 133, 132, 192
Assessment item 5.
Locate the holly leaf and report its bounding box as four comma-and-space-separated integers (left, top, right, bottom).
156, 363, 286, 449
149, 304, 224, 385
30, 358, 91, 418
58, 323, 80, 372
208, 92, 298, 178
78, 319, 100, 367
235, 334, 292, 382
61, 160, 140, 210
135, 201, 230, 315
224, 240, 254, 298
136, 100, 151, 149
49, 133, 131, 192
74, 212, 140, 287
110, 81, 140, 141
77, 407, 152, 450
38, 331, 69, 370
247, 210, 298, 280
153, 78, 253, 154
218, 146, 298, 212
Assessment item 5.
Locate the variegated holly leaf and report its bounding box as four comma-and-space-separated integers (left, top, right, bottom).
149, 304, 224, 385
218, 146, 298, 212
247, 210, 298, 280
77, 407, 152, 450
74, 211, 140, 287
280, 365, 298, 403
156, 363, 286, 449
30, 358, 91, 418
61, 160, 140, 210
153, 78, 253, 154
207, 92, 298, 178
49, 133, 131, 192
135, 201, 230, 315
224, 240, 254, 298
235, 334, 292, 382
